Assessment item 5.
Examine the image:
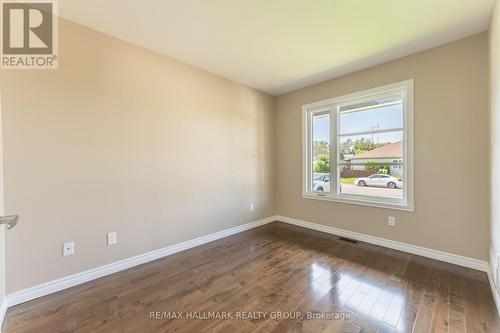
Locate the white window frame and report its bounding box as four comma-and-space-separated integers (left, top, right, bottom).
302, 80, 414, 211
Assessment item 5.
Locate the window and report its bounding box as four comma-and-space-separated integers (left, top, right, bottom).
303, 80, 414, 211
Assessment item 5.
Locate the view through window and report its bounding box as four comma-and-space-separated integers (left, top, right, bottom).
304, 81, 413, 210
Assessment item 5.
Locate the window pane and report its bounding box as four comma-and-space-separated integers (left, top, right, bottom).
339, 131, 402, 163
338, 130, 403, 200
339, 164, 403, 199
304, 82, 411, 208
312, 112, 330, 193
339, 96, 402, 135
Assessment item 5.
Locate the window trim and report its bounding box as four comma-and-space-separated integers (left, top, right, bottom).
302, 80, 414, 212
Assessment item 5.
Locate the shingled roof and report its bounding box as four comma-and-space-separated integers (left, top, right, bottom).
350, 141, 402, 159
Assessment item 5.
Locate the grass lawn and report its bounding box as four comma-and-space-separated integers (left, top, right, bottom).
340, 177, 356, 184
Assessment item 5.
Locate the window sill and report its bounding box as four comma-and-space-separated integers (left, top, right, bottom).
302, 193, 415, 212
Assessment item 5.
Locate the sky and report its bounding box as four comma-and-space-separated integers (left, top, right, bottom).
313, 104, 403, 144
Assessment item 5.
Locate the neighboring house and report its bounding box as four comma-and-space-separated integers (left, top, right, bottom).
348, 141, 403, 177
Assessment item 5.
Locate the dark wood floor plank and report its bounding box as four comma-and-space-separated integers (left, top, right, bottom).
3, 222, 498, 332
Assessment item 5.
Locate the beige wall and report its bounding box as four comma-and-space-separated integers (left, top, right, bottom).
0, 227, 4, 303
0, 188, 4, 302
276, 33, 490, 261
491, 0, 500, 275
0, 93, 7, 304
0, 19, 275, 293
0, 15, 492, 294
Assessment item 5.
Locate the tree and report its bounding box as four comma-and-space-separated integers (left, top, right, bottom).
340, 138, 388, 158
353, 138, 385, 155
313, 140, 329, 159
314, 154, 330, 173
340, 138, 354, 160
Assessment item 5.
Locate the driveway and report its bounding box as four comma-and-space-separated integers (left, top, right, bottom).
340, 183, 402, 199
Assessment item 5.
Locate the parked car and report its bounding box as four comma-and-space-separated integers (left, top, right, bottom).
355, 174, 402, 189
313, 173, 330, 192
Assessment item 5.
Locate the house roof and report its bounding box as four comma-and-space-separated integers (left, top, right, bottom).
350, 141, 402, 160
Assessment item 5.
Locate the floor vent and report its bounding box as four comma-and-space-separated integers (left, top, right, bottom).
338, 237, 359, 245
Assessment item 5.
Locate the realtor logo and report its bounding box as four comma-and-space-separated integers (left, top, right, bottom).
1, 0, 58, 69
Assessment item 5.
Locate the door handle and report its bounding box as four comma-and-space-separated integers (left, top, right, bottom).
0, 215, 18, 229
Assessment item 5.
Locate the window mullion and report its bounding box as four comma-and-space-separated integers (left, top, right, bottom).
330, 104, 338, 196
302, 80, 414, 211
338, 127, 404, 138
307, 111, 313, 193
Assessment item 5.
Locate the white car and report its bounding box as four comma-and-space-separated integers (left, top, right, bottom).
355, 174, 402, 189
313, 173, 330, 192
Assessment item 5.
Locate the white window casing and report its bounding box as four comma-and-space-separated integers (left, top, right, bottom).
302, 80, 414, 211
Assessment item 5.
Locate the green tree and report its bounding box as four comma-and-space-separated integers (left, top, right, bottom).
340, 138, 354, 160
339, 138, 387, 158
313, 140, 329, 159
314, 154, 330, 173
353, 138, 385, 155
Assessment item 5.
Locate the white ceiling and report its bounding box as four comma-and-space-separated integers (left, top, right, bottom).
59, 0, 494, 95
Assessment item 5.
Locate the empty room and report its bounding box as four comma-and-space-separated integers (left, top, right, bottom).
0, 0, 499, 332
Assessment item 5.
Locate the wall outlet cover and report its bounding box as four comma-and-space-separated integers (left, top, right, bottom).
388, 216, 396, 226
63, 241, 75, 256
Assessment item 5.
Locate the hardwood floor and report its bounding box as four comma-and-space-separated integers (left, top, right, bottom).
3, 222, 499, 332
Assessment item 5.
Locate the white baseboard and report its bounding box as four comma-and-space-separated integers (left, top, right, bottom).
0, 297, 7, 332
6, 216, 277, 307
489, 246, 500, 318
488, 267, 500, 318
4, 214, 491, 311
275, 215, 489, 272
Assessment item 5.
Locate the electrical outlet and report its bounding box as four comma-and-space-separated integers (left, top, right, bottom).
250, 203, 255, 212
63, 241, 75, 256
107, 232, 117, 245
388, 216, 396, 226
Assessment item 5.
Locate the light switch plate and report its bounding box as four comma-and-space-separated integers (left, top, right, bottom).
107, 232, 117, 245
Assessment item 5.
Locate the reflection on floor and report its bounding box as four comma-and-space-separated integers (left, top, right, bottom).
3, 222, 499, 332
